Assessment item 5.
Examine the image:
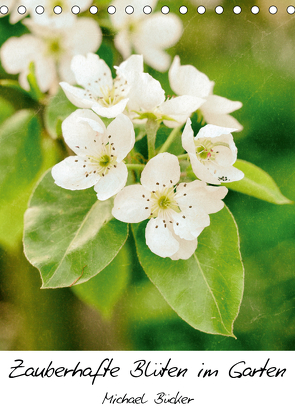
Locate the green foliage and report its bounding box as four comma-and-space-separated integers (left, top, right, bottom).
0, 96, 14, 125
132, 206, 244, 337
44, 88, 77, 139
0, 110, 44, 248
225, 160, 292, 205
72, 241, 132, 319
23, 171, 128, 288
0, 62, 44, 102
0, 110, 42, 197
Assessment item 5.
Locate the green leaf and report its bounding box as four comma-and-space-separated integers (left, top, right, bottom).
23, 171, 128, 288
0, 110, 43, 203
0, 79, 29, 95
72, 241, 132, 319
0, 72, 43, 102
0, 110, 43, 248
44, 87, 77, 139
225, 159, 292, 204
132, 206, 244, 337
0, 134, 60, 249
0, 109, 60, 249
0, 96, 14, 125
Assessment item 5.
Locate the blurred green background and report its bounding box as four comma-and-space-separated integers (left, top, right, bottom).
0, 0, 294, 350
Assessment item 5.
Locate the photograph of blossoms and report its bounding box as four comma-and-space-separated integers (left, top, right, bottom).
0, 0, 294, 350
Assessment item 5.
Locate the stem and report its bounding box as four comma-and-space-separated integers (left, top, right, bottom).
177, 154, 189, 160
126, 164, 145, 171
146, 119, 159, 160
158, 125, 182, 154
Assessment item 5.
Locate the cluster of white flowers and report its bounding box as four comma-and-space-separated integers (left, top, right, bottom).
51, 51, 244, 260
0, 0, 183, 93
0, 0, 101, 94
0, 3, 244, 260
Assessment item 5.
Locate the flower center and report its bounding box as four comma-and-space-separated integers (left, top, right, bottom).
194, 138, 214, 162
84, 77, 129, 108
88, 143, 117, 177
99, 154, 111, 167
158, 195, 171, 209
194, 138, 229, 164
150, 187, 179, 220
46, 38, 63, 59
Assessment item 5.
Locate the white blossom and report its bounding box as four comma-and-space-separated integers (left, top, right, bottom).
123, 70, 205, 128
110, 0, 183, 72
51, 109, 135, 200
182, 119, 244, 185
60, 54, 143, 118
169, 56, 243, 131
112, 152, 227, 259
0, 17, 101, 93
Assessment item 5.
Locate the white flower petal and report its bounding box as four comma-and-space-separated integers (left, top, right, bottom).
182, 118, 196, 154
159, 95, 205, 117
201, 111, 244, 132
196, 123, 236, 139
145, 218, 179, 258
139, 13, 183, 49
115, 55, 144, 111
58, 55, 76, 85
204, 163, 244, 184
18, 70, 30, 91
0, 34, 44, 74
162, 118, 187, 129
112, 184, 151, 223
141, 153, 180, 192
169, 56, 214, 97
202, 95, 242, 115
105, 114, 135, 162
189, 154, 222, 185
214, 145, 236, 167
91, 98, 129, 118
114, 30, 132, 61
176, 181, 228, 214
8, 0, 25, 24
71, 53, 112, 91
131, 72, 165, 111
52, 156, 100, 190
62, 109, 106, 156
76, 116, 105, 134
133, 13, 183, 72
110, 0, 158, 29
172, 210, 210, 240
197, 185, 228, 213
136, 45, 172, 73
94, 162, 128, 201
34, 55, 57, 93
170, 236, 198, 260
201, 95, 243, 131
115, 54, 144, 81
59, 82, 95, 108
64, 18, 102, 56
